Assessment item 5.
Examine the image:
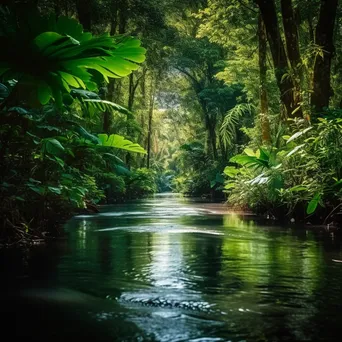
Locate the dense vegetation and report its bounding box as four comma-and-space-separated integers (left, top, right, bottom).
1, 0, 342, 245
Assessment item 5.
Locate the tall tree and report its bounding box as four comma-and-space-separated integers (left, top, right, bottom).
258, 14, 270, 143
75, 0, 92, 30
312, 0, 339, 113
280, 0, 302, 116
255, 0, 302, 118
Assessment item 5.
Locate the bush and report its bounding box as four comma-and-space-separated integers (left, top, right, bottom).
125, 168, 157, 199
224, 117, 342, 223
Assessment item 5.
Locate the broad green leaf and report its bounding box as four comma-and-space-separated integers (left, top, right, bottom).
215, 173, 224, 184
0, 13, 146, 108
224, 182, 236, 190
33, 32, 66, 50
223, 166, 239, 177
44, 138, 65, 155
257, 148, 269, 161
114, 164, 131, 175
38, 82, 52, 105
307, 193, 321, 215
244, 148, 255, 157
98, 134, 146, 154
58, 71, 85, 89
230, 154, 256, 165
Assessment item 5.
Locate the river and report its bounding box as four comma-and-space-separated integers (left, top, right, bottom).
2, 193, 342, 341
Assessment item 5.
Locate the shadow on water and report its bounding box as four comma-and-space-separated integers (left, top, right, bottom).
2, 193, 342, 341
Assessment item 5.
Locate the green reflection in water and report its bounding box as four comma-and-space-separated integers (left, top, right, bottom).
49, 198, 342, 341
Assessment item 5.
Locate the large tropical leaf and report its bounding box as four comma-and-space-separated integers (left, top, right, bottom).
0, 11, 146, 107
98, 134, 146, 154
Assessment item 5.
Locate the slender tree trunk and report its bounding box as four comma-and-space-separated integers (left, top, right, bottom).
146, 80, 155, 169
54, 0, 61, 17
255, 0, 301, 118
75, 0, 92, 31
280, 0, 302, 117
204, 114, 218, 160
102, 78, 115, 134
126, 73, 142, 166
110, 1, 118, 35
219, 110, 228, 160
312, 0, 338, 113
118, 0, 128, 34
258, 14, 271, 144
210, 122, 218, 160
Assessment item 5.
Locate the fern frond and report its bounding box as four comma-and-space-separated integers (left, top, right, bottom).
220, 103, 254, 148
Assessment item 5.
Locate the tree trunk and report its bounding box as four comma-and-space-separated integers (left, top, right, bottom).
102, 78, 116, 134
209, 121, 218, 160
110, 1, 118, 35
146, 81, 155, 169
204, 114, 218, 160
75, 0, 92, 31
126, 73, 142, 166
312, 0, 338, 113
255, 0, 301, 118
258, 14, 271, 144
280, 0, 302, 117
54, 0, 61, 17
118, 0, 128, 34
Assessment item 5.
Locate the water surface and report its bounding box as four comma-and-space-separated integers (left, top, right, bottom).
2, 193, 342, 341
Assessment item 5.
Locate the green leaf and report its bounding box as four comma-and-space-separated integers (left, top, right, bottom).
28, 185, 45, 195
98, 134, 146, 154
44, 138, 65, 155
286, 144, 305, 157
38, 82, 52, 105
83, 99, 131, 115
48, 186, 62, 194
230, 154, 256, 165
288, 185, 308, 192
114, 164, 131, 175
224, 182, 236, 190
28, 178, 41, 184
223, 166, 239, 177
53, 156, 65, 167
287, 127, 312, 144
257, 148, 269, 161
244, 148, 255, 157
307, 193, 321, 215
0, 13, 146, 108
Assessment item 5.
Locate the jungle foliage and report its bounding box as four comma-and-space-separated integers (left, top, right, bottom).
0, 3, 156, 244
2, 0, 342, 246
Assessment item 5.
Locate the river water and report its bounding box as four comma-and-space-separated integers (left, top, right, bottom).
2, 193, 342, 341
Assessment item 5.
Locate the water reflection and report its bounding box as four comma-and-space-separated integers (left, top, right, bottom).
15, 193, 342, 341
